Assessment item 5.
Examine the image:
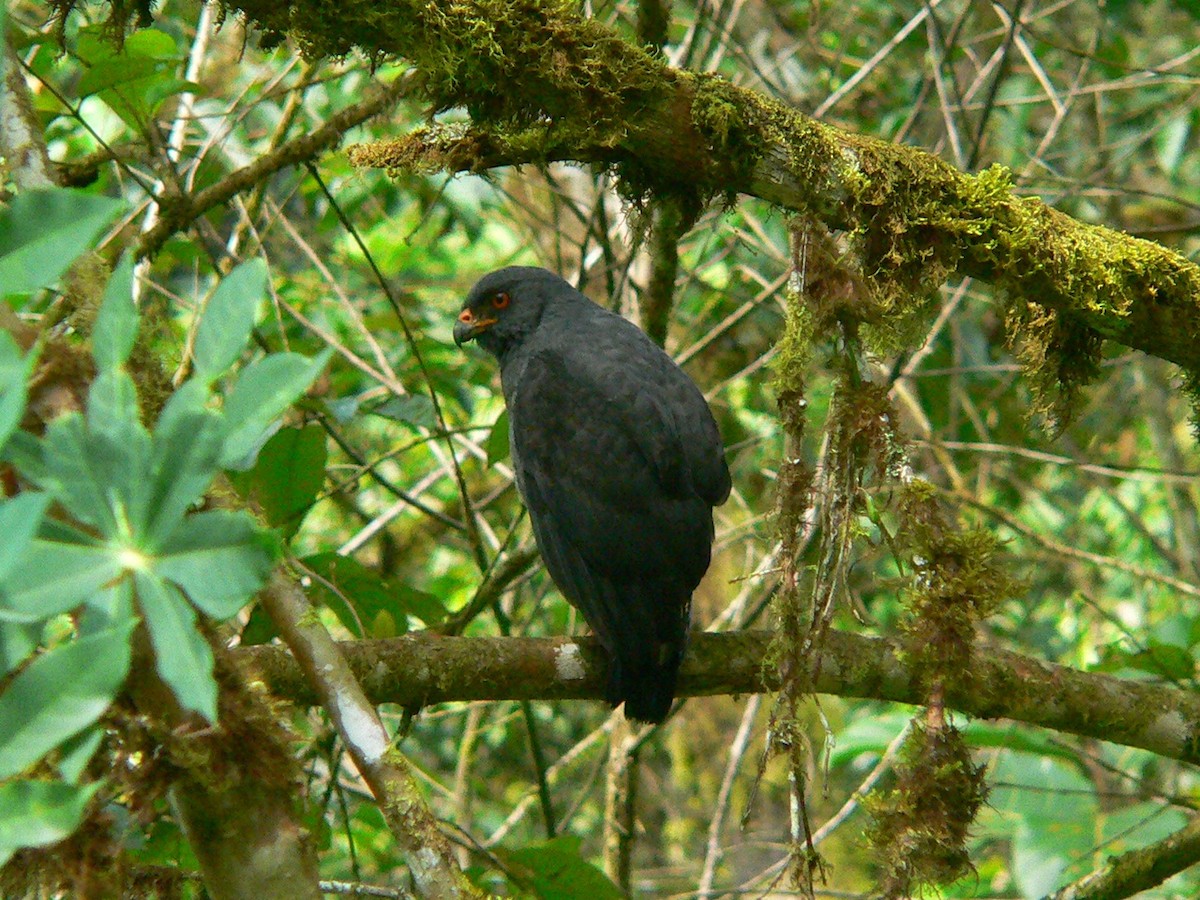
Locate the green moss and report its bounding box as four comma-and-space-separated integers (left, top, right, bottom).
866, 720, 988, 899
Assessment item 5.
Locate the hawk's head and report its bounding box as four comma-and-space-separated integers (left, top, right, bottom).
454, 267, 576, 357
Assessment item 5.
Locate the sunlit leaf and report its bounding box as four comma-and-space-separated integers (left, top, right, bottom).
219, 350, 331, 468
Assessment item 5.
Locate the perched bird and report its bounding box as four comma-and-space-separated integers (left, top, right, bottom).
454, 266, 730, 723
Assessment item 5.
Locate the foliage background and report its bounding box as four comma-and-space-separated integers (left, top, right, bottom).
3, 0, 1200, 896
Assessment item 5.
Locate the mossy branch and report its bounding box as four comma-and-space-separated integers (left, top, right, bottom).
1047, 812, 1200, 900
299, 0, 1200, 378
240, 628, 1200, 766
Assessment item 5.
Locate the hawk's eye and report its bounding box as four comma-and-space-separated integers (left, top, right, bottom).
492, 291, 511, 309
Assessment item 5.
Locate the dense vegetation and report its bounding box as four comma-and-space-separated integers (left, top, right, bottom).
2, 0, 1199, 897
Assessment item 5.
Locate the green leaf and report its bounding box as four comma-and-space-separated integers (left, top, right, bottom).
2, 431, 46, 485
136, 572, 217, 722
372, 393, 436, 429
0, 190, 124, 296
0, 536, 122, 622
301, 552, 402, 638
301, 552, 447, 635
37, 413, 116, 532
486, 410, 510, 467
86, 368, 143, 442
0, 620, 134, 779
0, 492, 50, 582
39, 404, 153, 537
0, 331, 33, 449
156, 510, 278, 619
193, 258, 267, 380
228, 424, 326, 539
219, 349, 331, 468
55, 727, 104, 784
499, 835, 622, 900
0, 622, 39, 677
91, 255, 137, 371
1096, 641, 1195, 681
144, 379, 226, 545
0, 779, 102, 868
75, 29, 194, 130
239, 602, 278, 646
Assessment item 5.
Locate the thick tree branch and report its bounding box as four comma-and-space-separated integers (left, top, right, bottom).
241, 629, 1200, 765
248, 0, 1200, 375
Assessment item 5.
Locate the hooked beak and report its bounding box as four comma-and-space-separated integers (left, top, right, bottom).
453, 308, 496, 347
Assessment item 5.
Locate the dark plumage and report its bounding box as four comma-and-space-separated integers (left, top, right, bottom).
455, 266, 730, 723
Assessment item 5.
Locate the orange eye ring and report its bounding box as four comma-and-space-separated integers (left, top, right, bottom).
492, 291, 511, 309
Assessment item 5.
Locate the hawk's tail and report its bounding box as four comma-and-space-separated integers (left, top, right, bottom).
602, 582, 691, 724
609, 638, 686, 724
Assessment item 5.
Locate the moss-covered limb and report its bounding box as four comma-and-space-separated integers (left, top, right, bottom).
241, 628, 1200, 766
1047, 813, 1200, 900
259, 574, 483, 900
639, 195, 686, 346
135, 77, 408, 259
123, 628, 323, 900
319, 0, 1200, 375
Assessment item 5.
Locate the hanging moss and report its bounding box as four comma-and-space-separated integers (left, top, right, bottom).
866, 720, 989, 899
896, 481, 1019, 684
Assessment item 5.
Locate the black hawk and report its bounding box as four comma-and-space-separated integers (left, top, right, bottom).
454, 266, 730, 723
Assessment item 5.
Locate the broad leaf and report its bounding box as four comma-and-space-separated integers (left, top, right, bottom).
0, 622, 39, 677
372, 393, 436, 429
143, 379, 225, 545
37, 414, 118, 533
55, 727, 105, 784
84, 370, 152, 531
193, 258, 267, 380
155, 510, 278, 619
0, 536, 121, 622
219, 349, 331, 468
499, 835, 622, 900
0, 331, 33, 449
76, 29, 195, 130
229, 424, 326, 539
0, 620, 134, 779
91, 254, 137, 371
301, 552, 404, 638
486, 410, 510, 466
0, 779, 102, 868
0, 190, 124, 296
0, 492, 50, 582
136, 572, 217, 722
